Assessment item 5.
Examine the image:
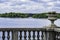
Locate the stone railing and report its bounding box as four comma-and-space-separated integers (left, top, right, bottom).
0, 28, 59, 40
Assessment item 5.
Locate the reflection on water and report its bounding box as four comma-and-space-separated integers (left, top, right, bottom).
0, 17, 59, 28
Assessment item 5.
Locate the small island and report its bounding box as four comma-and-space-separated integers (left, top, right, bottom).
0, 12, 60, 18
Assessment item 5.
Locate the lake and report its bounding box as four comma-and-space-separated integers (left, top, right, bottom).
0, 17, 59, 28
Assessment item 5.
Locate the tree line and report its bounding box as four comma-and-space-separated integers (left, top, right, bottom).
0, 12, 60, 18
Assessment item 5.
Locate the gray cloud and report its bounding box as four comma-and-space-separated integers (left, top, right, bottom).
0, 0, 60, 13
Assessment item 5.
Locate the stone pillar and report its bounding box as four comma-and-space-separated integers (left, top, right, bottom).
12, 31, 18, 40
48, 31, 56, 40
45, 12, 57, 40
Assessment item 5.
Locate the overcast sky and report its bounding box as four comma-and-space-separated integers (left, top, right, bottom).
0, 0, 60, 13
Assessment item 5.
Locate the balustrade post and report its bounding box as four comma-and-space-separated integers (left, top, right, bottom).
48, 31, 56, 40
43, 31, 47, 40
2, 31, 5, 40
37, 31, 40, 40
33, 31, 35, 40
20, 31, 22, 40
12, 30, 18, 40
7, 31, 10, 40
24, 31, 27, 40
28, 31, 31, 40
41, 31, 44, 40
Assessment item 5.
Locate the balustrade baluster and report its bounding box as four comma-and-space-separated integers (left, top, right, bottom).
37, 31, 40, 40
33, 31, 35, 40
24, 31, 27, 40
2, 31, 5, 40
20, 31, 22, 40
41, 31, 44, 40
56, 32, 58, 40
7, 31, 10, 40
28, 31, 31, 40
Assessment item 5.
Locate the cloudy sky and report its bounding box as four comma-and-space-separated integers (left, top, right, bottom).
0, 0, 60, 13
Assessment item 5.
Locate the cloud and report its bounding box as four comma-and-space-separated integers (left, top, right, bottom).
41, 0, 51, 2
0, 0, 60, 13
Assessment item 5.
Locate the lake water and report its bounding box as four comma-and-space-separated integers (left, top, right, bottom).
0, 17, 59, 28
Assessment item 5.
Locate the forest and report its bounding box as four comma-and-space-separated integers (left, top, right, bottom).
0, 12, 60, 18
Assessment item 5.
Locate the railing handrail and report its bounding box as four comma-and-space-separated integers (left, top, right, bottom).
0, 28, 46, 31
